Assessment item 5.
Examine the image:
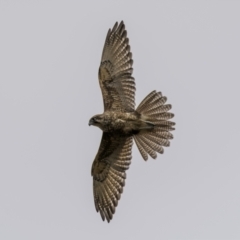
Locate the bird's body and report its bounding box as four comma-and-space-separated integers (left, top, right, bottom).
89, 21, 175, 222
90, 111, 151, 134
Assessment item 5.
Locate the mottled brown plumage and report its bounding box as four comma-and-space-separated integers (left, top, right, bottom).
89, 21, 175, 222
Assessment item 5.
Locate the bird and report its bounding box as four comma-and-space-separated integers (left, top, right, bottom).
89, 21, 175, 222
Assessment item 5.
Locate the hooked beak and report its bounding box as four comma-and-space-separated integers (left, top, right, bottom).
88, 118, 94, 126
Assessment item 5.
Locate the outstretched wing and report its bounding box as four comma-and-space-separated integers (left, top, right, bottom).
99, 21, 135, 112
91, 132, 133, 222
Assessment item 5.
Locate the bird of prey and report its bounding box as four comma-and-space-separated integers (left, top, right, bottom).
89, 21, 175, 222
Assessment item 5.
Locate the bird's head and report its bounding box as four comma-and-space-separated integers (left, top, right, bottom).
88, 114, 104, 128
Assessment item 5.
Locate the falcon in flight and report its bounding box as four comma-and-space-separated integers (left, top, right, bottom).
89, 21, 175, 222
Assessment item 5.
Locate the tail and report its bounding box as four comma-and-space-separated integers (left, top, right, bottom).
134, 90, 175, 160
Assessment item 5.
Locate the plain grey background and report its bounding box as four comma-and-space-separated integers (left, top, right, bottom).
1, 1, 240, 239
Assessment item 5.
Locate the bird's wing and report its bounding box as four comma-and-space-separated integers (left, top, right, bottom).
99, 21, 135, 112
91, 132, 133, 222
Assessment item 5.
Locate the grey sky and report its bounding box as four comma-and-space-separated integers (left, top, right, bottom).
1, 1, 240, 239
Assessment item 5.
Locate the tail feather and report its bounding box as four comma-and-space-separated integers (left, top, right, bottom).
142, 132, 169, 147
134, 90, 175, 160
156, 120, 175, 131
147, 112, 174, 121
144, 103, 171, 115
134, 136, 148, 160
154, 131, 173, 139
141, 134, 164, 154
136, 91, 159, 112
134, 135, 157, 159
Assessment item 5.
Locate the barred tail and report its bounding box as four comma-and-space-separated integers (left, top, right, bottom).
134, 90, 175, 160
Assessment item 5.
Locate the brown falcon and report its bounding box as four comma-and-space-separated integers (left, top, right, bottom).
89, 21, 175, 222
